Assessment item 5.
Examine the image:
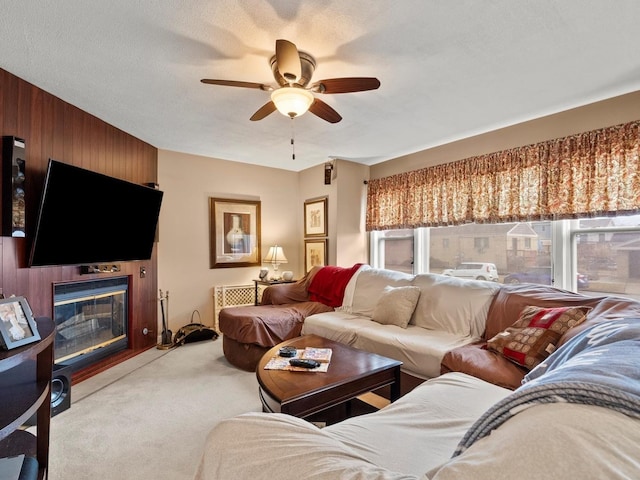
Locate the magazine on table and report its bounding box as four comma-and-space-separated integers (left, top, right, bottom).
300, 347, 332, 363
264, 347, 332, 372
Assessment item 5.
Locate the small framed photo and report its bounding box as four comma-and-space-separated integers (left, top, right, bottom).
0, 296, 40, 350
304, 197, 328, 237
305, 239, 328, 272
209, 197, 261, 268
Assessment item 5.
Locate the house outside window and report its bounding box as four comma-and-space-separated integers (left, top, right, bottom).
371, 214, 640, 301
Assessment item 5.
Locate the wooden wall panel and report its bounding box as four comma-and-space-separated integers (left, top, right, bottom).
0, 68, 159, 377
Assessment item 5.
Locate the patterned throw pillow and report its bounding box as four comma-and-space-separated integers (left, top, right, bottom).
372, 285, 421, 328
487, 305, 591, 369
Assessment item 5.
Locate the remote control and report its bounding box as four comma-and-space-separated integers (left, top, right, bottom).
289, 358, 320, 369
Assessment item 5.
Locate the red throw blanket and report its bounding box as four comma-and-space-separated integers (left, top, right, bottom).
308, 263, 364, 308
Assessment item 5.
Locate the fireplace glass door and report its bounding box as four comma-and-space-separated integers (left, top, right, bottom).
53, 278, 128, 368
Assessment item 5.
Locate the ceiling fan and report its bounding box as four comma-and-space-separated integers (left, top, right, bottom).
201, 39, 380, 124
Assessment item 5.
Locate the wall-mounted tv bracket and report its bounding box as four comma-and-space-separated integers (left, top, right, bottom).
80, 264, 121, 275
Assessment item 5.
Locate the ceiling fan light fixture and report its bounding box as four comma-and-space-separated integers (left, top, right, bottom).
271, 87, 314, 118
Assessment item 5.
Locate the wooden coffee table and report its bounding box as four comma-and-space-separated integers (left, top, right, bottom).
257, 334, 402, 420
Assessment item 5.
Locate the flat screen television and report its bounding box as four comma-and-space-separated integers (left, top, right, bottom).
29, 159, 163, 267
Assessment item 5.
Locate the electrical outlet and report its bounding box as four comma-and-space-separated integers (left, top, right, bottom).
140, 266, 146, 278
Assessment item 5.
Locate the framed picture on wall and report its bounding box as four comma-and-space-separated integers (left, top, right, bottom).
209, 197, 261, 268
0, 296, 40, 350
305, 239, 328, 272
304, 197, 328, 237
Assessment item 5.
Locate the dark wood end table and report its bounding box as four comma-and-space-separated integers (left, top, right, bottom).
256, 335, 402, 421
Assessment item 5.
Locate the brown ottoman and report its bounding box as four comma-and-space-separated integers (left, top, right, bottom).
219, 301, 334, 371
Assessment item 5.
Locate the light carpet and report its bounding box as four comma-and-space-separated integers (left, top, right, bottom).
44, 338, 261, 480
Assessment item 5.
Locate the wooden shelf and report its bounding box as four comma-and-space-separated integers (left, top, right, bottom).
0, 317, 54, 480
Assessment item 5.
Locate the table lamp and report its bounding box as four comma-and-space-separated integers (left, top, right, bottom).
264, 245, 288, 280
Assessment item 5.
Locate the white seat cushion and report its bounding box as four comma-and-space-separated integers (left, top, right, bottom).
303, 312, 476, 379
301, 311, 371, 345
327, 372, 511, 477
429, 403, 640, 480
411, 274, 500, 338
194, 373, 511, 480
352, 323, 475, 379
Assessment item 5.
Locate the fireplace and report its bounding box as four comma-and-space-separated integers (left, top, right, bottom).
53, 277, 129, 372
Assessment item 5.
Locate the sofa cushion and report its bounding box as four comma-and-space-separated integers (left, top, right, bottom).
194, 373, 512, 480
301, 311, 370, 346
410, 274, 500, 338
348, 268, 415, 317
483, 284, 604, 341
194, 411, 412, 480
429, 403, 640, 480
440, 342, 527, 390
486, 305, 590, 369
260, 266, 320, 305
372, 285, 421, 328
352, 323, 475, 379
303, 311, 476, 379
219, 301, 333, 347
326, 373, 512, 477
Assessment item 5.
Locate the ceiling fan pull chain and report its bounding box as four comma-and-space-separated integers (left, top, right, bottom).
291, 117, 295, 160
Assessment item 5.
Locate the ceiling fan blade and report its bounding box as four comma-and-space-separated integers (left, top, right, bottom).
275, 39, 302, 84
250, 101, 277, 121
308, 98, 342, 123
201, 79, 271, 91
311, 77, 381, 94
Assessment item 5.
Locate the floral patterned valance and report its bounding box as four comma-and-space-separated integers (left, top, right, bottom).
366, 119, 640, 231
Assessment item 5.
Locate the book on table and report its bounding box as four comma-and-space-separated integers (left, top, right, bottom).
301, 347, 332, 363
263, 347, 333, 371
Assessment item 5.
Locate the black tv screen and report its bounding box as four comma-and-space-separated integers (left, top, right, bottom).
29, 159, 163, 267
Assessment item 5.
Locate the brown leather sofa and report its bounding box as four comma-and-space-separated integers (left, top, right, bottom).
221, 266, 640, 391
441, 283, 640, 389
219, 267, 333, 371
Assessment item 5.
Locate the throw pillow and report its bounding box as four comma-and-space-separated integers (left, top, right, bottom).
486, 305, 591, 370
371, 285, 421, 328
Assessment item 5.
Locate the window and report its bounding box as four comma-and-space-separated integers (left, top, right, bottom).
572, 216, 640, 298
371, 214, 640, 301
370, 229, 414, 274
474, 237, 489, 252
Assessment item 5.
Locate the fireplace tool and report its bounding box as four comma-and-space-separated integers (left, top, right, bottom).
157, 289, 174, 350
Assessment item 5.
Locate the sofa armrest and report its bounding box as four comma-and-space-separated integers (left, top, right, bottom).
261, 266, 322, 305
441, 343, 526, 390
194, 413, 415, 480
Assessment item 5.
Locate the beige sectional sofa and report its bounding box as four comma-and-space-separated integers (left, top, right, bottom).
201, 265, 640, 479
196, 363, 640, 479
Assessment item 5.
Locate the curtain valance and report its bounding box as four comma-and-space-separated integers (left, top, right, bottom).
366, 120, 640, 231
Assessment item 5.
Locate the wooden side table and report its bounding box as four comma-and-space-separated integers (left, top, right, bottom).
253, 279, 296, 305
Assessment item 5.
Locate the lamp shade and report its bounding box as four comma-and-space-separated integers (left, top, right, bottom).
270, 87, 314, 118
264, 245, 288, 264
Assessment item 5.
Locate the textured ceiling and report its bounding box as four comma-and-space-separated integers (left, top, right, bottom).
1, 1, 640, 172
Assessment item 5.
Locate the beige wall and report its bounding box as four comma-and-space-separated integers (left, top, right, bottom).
157, 90, 640, 333
297, 160, 370, 269
371, 90, 640, 179
157, 150, 300, 332
298, 163, 336, 266
333, 160, 370, 267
